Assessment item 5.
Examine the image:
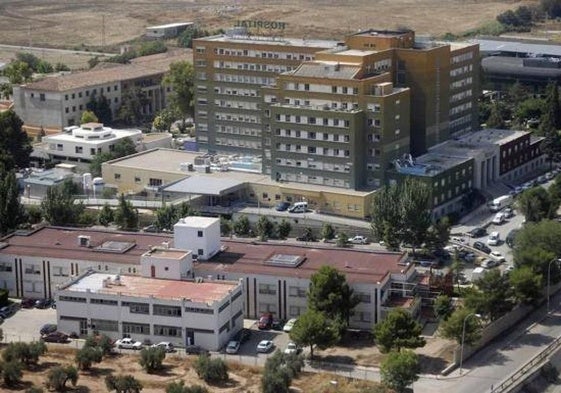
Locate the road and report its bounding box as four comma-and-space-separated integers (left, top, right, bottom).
0, 43, 113, 57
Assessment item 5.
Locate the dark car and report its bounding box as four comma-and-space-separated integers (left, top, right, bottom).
258, 313, 273, 330
41, 331, 69, 343
20, 298, 36, 309
271, 319, 285, 331
40, 323, 58, 336
235, 328, 252, 344
275, 202, 291, 211
185, 345, 209, 355
506, 229, 519, 248
468, 227, 487, 238
0, 304, 18, 319
35, 298, 54, 309
473, 241, 491, 254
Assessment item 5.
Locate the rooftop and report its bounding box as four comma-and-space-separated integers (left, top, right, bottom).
0, 226, 173, 265
143, 248, 190, 260
197, 240, 410, 284
21, 49, 190, 92
146, 22, 193, 29
200, 34, 339, 49
175, 216, 219, 229
62, 272, 238, 303
473, 37, 561, 57
482, 56, 561, 78
44, 125, 142, 145
105, 148, 374, 197
291, 62, 361, 80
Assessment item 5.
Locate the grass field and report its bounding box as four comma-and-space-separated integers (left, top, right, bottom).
0, 0, 536, 50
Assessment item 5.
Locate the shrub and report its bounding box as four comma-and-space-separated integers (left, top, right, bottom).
166, 380, 208, 393
105, 374, 143, 393
194, 355, 228, 383
45, 365, 78, 392
75, 346, 102, 370
3, 342, 47, 367
1, 360, 22, 387
139, 347, 165, 373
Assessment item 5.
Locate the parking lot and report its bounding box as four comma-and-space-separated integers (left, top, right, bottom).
1, 302, 57, 343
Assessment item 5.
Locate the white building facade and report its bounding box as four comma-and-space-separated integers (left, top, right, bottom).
43, 123, 142, 163
55, 271, 243, 350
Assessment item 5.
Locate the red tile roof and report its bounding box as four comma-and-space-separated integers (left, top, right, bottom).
0, 226, 173, 265
196, 240, 410, 284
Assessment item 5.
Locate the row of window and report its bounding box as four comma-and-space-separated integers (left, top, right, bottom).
64, 85, 118, 101
213, 60, 293, 74
59, 298, 217, 315
212, 47, 314, 62
212, 73, 276, 86
216, 125, 261, 137
275, 128, 351, 142
275, 143, 351, 157
215, 138, 262, 149
275, 114, 351, 128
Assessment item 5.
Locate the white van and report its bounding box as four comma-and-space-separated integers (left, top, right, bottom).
288, 202, 308, 213
489, 195, 513, 212
487, 231, 500, 246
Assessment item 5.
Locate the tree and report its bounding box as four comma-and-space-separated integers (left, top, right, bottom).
166, 381, 208, 393
277, 219, 291, 239
105, 375, 143, 393
320, 222, 335, 241
3, 342, 47, 367
426, 216, 451, 251
450, 255, 465, 292
289, 309, 339, 359
509, 265, 543, 305
486, 101, 507, 128
152, 108, 178, 132
154, 202, 195, 231
163, 61, 194, 126
434, 295, 453, 320
81, 110, 99, 124
0, 169, 26, 236
373, 308, 426, 353
301, 226, 315, 242
219, 217, 232, 237
3, 61, 32, 84
139, 347, 166, 373
440, 307, 482, 345
0, 360, 22, 387
86, 93, 113, 126
89, 152, 113, 177
45, 365, 78, 392
380, 350, 420, 393
55, 62, 70, 72
75, 346, 102, 371
0, 83, 12, 100
98, 203, 114, 226
118, 87, 149, 126
261, 350, 304, 393
41, 184, 84, 226
307, 265, 360, 326
233, 215, 251, 236
193, 355, 228, 383
542, 0, 561, 18
335, 232, 348, 247
468, 269, 513, 320
371, 183, 401, 249
114, 194, 138, 231
540, 82, 561, 132
256, 215, 275, 241
0, 110, 32, 169
516, 187, 558, 222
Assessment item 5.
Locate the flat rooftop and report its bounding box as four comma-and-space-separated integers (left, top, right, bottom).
63, 272, 238, 303
291, 62, 361, 80
473, 37, 561, 57
143, 248, 190, 260
175, 216, 218, 229
105, 148, 374, 197
147, 22, 193, 29
0, 226, 173, 265
200, 34, 338, 49
197, 240, 410, 284
44, 128, 141, 145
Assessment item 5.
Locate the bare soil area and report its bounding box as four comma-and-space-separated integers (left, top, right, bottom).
0, 0, 537, 49
10, 346, 389, 393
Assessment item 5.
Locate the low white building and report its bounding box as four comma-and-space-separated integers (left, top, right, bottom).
55, 271, 243, 350
174, 217, 221, 261
43, 123, 142, 163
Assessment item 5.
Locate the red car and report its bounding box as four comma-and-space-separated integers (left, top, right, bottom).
20, 298, 35, 309
41, 331, 69, 343
258, 313, 273, 330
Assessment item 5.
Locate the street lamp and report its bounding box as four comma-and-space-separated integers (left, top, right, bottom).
547, 258, 558, 314
459, 313, 481, 375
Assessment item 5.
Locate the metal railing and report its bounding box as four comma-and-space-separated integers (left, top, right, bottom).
490, 333, 561, 393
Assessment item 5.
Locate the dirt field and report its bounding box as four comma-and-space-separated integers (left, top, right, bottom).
0, 0, 537, 50
12, 347, 388, 393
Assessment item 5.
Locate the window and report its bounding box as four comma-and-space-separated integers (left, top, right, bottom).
114, 174, 121, 180
24, 265, 40, 275
134, 176, 141, 183
65, 94, 68, 101
153, 305, 182, 317
59, 296, 86, 303
91, 319, 118, 332
121, 301, 149, 314
259, 283, 276, 295
357, 292, 371, 303
75, 146, 83, 154
289, 305, 305, 317
149, 178, 162, 187
154, 325, 181, 337
218, 300, 230, 313
184, 306, 214, 314
198, 249, 204, 256
197, 230, 203, 237
288, 286, 306, 298
90, 298, 118, 306
122, 322, 150, 335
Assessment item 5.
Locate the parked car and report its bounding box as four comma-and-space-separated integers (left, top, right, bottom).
487, 231, 500, 246
35, 298, 54, 309
256, 340, 274, 353
258, 313, 273, 330
272, 319, 285, 331
473, 241, 491, 254
226, 340, 240, 354
40, 323, 58, 336
234, 328, 252, 344
349, 235, 368, 244
468, 227, 487, 238
151, 342, 175, 353
41, 331, 69, 343
503, 207, 514, 218
275, 202, 291, 211
185, 345, 209, 355
463, 252, 476, 263
490, 251, 506, 263
492, 212, 506, 225
283, 318, 298, 332
506, 229, 519, 248
20, 298, 36, 309
115, 338, 143, 350
481, 259, 499, 269
0, 304, 18, 319
284, 342, 300, 355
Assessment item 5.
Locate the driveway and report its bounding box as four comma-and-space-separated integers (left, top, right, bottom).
1, 304, 56, 343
